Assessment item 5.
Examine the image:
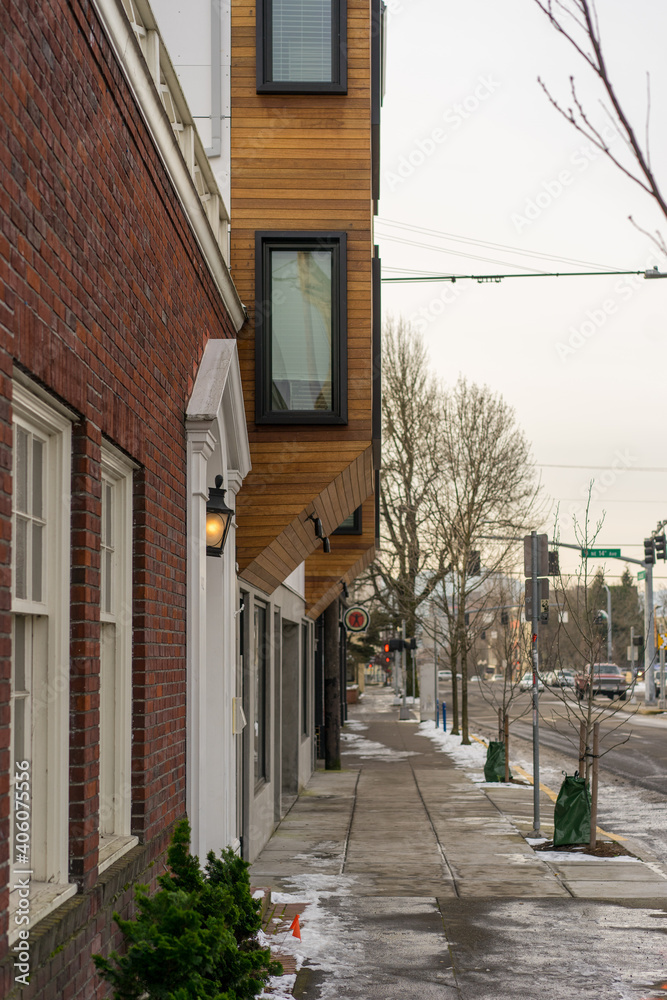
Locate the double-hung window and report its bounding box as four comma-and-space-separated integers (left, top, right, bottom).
255, 232, 347, 424
99, 444, 136, 872
10, 380, 74, 939
256, 0, 347, 93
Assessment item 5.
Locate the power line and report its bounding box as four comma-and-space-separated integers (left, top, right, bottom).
553, 497, 667, 504
539, 463, 667, 472
376, 218, 626, 271
382, 270, 644, 284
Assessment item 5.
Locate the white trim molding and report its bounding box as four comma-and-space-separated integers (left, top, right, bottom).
186, 339, 250, 858
90, 0, 245, 329
10, 380, 75, 943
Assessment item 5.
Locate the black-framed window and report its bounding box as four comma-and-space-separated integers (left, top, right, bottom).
257, 0, 347, 94
333, 506, 362, 535
255, 232, 347, 425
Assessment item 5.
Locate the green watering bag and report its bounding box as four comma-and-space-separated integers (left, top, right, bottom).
553, 775, 591, 846
484, 741, 511, 782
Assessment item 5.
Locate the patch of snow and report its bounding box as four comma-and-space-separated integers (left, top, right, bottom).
343, 720, 368, 732
340, 732, 418, 760
263, 876, 361, 997
537, 851, 642, 863
417, 721, 488, 770
526, 837, 549, 846
260, 973, 296, 1000
252, 889, 265, 899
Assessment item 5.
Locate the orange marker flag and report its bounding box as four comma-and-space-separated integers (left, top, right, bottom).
289, 914, 301, 940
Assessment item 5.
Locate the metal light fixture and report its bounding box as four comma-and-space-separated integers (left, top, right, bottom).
206, 475, 234, 557
307, 513, 324, 539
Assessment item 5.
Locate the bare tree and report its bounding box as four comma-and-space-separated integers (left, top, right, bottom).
363, 318, 449, 645
432, 378, 541, 743
533, 0, 667, 253
475, 577, 532, 733
538, 491, 637, 847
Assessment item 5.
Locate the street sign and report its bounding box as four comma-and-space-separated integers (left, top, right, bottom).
525, 578, 549, 621
638, 570, 646, 581
581, 548, 621, 558
524, 533, 549, 578
658, 634, 667, 650
344, 607, 370, 633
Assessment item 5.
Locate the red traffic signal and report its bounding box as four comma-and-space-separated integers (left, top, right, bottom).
384, 643, 390, 653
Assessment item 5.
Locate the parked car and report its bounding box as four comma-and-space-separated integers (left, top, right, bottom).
519, 672, 544, 692
575, 663, 628, 700
438, 670, 452, 682
555, 668, 576, 688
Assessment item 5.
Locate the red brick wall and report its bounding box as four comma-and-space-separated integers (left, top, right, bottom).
0, 0, 238, 992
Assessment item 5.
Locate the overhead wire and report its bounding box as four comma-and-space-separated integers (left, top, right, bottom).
375, 217, 627, 272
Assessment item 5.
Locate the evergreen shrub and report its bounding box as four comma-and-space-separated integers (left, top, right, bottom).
94, 819, 282, 999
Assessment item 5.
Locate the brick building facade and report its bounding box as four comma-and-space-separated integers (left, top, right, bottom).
0, 0, 382, 992
0, 0, 245, 993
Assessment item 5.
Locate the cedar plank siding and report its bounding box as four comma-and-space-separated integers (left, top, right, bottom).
305, 497, 376, 618
231, 0, 376, 603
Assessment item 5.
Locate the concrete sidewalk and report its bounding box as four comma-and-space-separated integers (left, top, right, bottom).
252, 686, 667, 999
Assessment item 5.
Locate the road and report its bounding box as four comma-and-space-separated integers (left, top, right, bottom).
438, 678, 667, 860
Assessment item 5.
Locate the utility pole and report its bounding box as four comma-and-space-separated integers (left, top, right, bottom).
601, 583, 612, 662
530, 530, 542, 838
399, 620, 410, 720
644, 560, 656, 703
433, 613, 438, 726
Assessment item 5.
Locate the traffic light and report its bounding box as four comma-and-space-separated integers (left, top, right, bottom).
501, 610, 509, 625
656, 534, 666, 560
548, 550, 559, 576
385, 638, 404, 651
464, 612, 470, 627
644, 538, 656, 564
408, 637, 417, 650
468, 550, 481, 577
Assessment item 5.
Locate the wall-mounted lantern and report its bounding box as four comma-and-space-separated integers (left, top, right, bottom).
206, 475, 234, 557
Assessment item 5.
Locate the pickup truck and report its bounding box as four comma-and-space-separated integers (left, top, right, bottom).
575, 663, 628, 700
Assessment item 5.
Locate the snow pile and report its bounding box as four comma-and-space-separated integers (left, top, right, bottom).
416, 720, 489, 770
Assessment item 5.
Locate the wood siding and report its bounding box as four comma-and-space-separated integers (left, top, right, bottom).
231, 0, 376, 592
305, 496, 376, 618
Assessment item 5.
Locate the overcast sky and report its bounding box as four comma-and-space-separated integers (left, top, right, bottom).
377, 0, 667, 581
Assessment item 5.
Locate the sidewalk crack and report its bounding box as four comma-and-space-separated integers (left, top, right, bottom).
339, 768, 362, 875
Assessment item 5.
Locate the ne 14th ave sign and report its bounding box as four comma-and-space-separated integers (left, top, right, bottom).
581, 548, 622, 558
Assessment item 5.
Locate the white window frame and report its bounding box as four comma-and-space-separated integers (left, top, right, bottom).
98, 443, 137, 873
9, 380, 76, 943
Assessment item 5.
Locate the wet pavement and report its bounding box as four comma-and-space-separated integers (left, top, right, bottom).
252, 687, 667, 999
